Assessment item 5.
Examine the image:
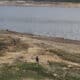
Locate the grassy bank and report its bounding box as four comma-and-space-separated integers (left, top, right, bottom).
0, 62, 53, 80
0, 61, 80, 80
0, 30, 80, 80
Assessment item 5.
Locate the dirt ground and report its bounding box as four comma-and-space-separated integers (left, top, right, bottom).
0, 30, 80, 68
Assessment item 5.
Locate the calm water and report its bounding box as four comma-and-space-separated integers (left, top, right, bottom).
0, 6, 80, 40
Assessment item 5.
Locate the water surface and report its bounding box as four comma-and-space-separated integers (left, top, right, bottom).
0, 6, 80, 40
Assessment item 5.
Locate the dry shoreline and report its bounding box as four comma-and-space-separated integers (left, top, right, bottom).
4, 30, 80, 45
29, 34, 80, 45
0, 1, 80, 7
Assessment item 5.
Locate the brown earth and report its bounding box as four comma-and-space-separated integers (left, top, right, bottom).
0, 30, 80, 68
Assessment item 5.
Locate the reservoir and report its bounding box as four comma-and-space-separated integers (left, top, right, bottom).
0, 6, 80, 40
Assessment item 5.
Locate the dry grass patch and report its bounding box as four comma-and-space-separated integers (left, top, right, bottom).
48, 48, 80, 64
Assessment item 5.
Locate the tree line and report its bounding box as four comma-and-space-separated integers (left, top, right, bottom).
30, 0, 80, 3
1, 0, 80, 3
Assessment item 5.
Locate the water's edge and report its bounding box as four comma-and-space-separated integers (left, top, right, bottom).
2, 30, 80, 44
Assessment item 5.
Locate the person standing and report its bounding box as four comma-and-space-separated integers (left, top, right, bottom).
36, 56, 39, 63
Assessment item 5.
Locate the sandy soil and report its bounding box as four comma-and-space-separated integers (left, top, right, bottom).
0, 30, 80, 68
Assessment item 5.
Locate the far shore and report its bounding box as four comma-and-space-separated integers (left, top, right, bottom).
0, 1, 80, 7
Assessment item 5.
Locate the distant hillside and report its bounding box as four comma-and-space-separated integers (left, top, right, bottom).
1, 0, 80, 3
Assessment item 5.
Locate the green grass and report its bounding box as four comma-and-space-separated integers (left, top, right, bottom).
0, 61, 54, 80
48, 61, 80, 80
0, 61, 80, 80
